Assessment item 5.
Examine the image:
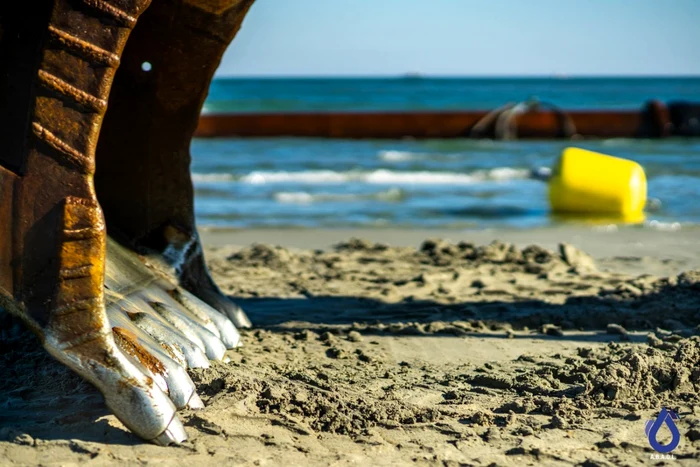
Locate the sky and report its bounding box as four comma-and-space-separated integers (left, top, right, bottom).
216, 0, 700, 77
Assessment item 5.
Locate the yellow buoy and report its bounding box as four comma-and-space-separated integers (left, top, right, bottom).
548, 147, 647, 222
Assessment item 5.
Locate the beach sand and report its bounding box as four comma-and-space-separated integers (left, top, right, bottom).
1, 226, 699, 466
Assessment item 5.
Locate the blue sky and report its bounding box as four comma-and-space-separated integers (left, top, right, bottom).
216, 0, 700, 77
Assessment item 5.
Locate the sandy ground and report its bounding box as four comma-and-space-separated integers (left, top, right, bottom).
1, 227, 699, 466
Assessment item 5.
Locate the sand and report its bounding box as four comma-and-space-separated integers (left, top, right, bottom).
1, 226, 699, 466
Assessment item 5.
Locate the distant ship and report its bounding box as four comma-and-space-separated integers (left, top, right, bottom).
402, 72, 424, 80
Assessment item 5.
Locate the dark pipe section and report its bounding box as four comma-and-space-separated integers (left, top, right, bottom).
193, 101, 700, 140
668, 101, 700, 137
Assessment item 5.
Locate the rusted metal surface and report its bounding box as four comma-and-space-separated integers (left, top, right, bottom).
0, 0, 150, 329
113, 326, 167, 380
193, 104, 678, 140
0, 0, 255, 445
0, 166, 15, 296
96, 1, 255, 326
97, 0, 254, 249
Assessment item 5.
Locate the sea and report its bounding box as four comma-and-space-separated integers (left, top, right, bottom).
192, 77, 700, 230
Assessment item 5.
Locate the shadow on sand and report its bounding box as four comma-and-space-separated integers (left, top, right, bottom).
235, 276, 699, 336
0, 276, 697, 444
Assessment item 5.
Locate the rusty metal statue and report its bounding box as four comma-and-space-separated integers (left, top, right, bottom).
0, 0, 255, 445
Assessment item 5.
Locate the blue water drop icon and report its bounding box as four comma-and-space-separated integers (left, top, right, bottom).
645, 408, 681, 453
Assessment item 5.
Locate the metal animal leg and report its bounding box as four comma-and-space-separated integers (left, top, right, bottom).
0, 0, 255, 445
95, 0, 256, 328
0, 0, 191, 445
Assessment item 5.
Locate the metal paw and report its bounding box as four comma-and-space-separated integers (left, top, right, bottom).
98, 238, 242, 443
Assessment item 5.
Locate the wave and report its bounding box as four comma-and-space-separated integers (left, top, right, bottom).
601, 138, 640, 147
192, 168, 532, 186
274, 188, 405, 204
192, 173, 235, 183
378, 150, 420, 162
241, 170, 348, 184
645, 220, 682, 231
486, 167, 531, 180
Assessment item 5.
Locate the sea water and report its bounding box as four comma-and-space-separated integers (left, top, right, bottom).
192, 77, 700, 229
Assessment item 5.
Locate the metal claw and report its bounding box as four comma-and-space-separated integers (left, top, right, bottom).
107, 307, 202, 409
113, 327, 169, 395
44, 329, 183, 444
168, 288, 241, 349
195, 286, 253, 330
125, 309, 210, 369
148, 301, 227, 361
147, 282, 222, 338
106, 293, 187, 366
151, 416, 187, 446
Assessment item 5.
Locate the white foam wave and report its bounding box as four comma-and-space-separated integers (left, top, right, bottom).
365, 169, 477, 184
646, 220, 682, 231
241, 170, 348, 184
275, 192, 316, 204
274, 188, 405, 204
192, 173, 235, 183
378, 150, 418, 162
484, 167, 531, 180
601, 138, 637, 147
234, 168, 530, 185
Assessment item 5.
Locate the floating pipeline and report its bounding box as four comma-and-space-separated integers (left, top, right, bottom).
194, 99, 700, 140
